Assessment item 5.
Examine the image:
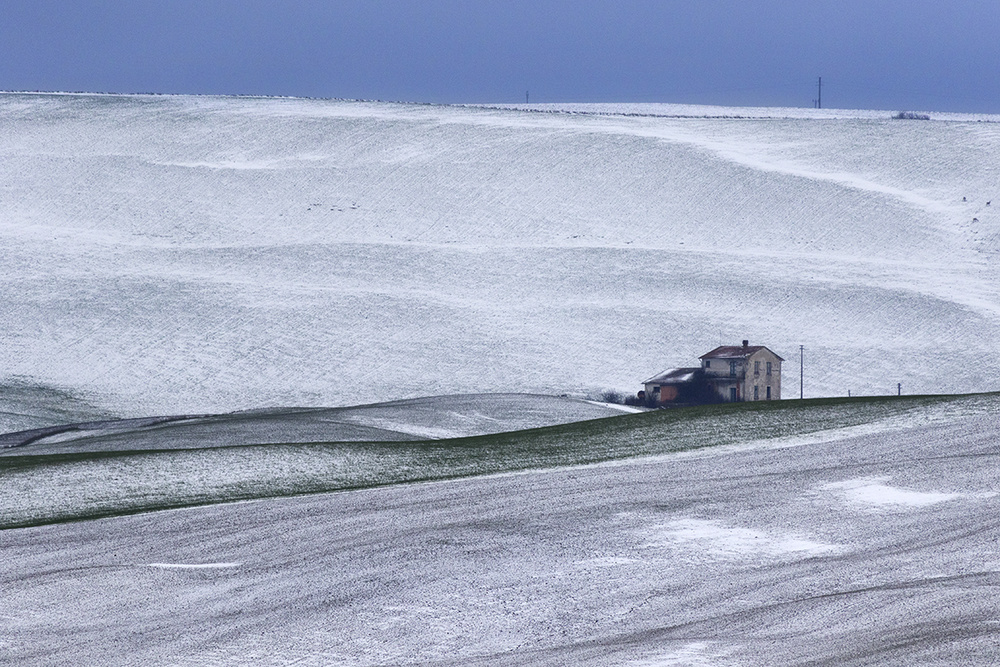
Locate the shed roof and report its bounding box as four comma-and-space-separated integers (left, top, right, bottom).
699, 345, 784, 361
642, 367, 701, 385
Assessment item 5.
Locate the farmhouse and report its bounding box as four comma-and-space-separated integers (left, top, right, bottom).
642, 340, 783, 406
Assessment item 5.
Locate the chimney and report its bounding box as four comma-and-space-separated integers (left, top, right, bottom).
742, 339, 749, 349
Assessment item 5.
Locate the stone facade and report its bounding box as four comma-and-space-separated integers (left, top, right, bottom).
700, 341, 782, 402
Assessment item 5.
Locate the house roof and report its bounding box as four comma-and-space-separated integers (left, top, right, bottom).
700, 345, 785, 361
642, 367, 701, 385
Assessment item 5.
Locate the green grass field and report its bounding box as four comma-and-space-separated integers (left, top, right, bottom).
2, 393, 995, 530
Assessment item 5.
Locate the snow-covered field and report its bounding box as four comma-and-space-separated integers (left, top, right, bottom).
1, 93, 999, 419
0, 393, 635, 454
5, 392, 1000, 665
3, 93, 1000, 665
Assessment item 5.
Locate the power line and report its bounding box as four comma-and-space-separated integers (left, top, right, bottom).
799, 345, 804, 399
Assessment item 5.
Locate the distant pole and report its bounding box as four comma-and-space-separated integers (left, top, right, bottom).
526, 91, 529, 104
817, 77, 822, 109
800, 345, 804, 399
898, 383, 901, 396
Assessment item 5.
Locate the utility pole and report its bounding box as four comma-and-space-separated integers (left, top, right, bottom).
817, 77, 822, 109
800, 345, 804, 399
897, 383, 901, 396
525, 91, 529, 104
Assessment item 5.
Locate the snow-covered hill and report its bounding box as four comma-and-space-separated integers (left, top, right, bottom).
6, 393, 1000, 665
0, 393, 635, 455
2, 93, 999, 418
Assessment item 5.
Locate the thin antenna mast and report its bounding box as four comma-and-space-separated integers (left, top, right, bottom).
817, 77, 822, 109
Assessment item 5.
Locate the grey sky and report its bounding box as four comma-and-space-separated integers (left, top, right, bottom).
2, 0, 998, 112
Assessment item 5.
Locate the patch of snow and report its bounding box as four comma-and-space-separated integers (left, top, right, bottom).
146, 562, 243, 569
643, 518, 840, 560
340, 419, 467, 440
821, 477, 995, 508
460, 410, 501, 423
629, 642, 736, 667
574, 556, 638, 568
32, 429, 107, 445
582, 400, 645, 413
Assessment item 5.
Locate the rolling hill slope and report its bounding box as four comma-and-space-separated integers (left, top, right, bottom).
1, 93, 999, 418
0, 393, 635, 455
4, 391, 1000, 665
2, 392, 993, 530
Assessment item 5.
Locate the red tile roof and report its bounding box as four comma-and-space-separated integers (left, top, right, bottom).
699, 345, 784, 361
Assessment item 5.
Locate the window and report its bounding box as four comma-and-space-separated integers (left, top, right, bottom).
754, 385, 759, 400
766, 386, 772, 400
729, 360, 737, 377
766, 362, 772, 376
705, 360, 711, 368
754, 361, 760, 375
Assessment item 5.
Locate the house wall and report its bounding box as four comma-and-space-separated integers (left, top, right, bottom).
702, 358, 745, 378
709, 379, 740, 402
644, 382, 673, 404
703, 358, 747, 402
643, 382, 687, 404
743, 349, 782, 401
